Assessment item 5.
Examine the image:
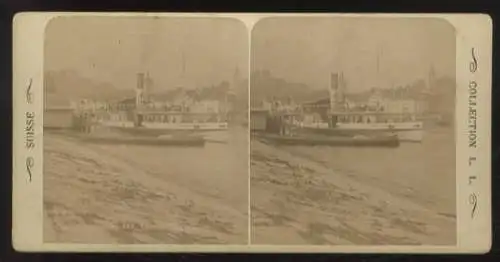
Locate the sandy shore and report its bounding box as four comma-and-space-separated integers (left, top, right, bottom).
250, 140, 456, 245
43, 133, 248, 244
43, 129, 456, 245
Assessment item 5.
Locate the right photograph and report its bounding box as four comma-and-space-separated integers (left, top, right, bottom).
250, 17, 457, 245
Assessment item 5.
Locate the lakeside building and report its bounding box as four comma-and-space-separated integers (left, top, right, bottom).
84, 72, 229, 126
44, 94, 75, 129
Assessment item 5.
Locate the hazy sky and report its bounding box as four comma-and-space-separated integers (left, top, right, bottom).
45, 16, 248, 90
251, 17, 456, 92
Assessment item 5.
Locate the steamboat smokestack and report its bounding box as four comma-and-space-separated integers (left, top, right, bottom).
329, 72, 339, 113
136, 72, 145, 107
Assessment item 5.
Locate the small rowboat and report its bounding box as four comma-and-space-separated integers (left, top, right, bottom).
254, 133, 400, 148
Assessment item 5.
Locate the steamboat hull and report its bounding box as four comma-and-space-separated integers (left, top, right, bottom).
75, 134, 206, 147
255, 133, 400, 148
300, 126, 423, 142
109, 126, 228, 137
100, 121, 229, 137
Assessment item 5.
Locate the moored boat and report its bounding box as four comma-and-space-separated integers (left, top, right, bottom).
98, 111, 229, 137
46, 127, 207, 147
295, 52, 427, 143
104, 122, 228, 137
254, 133, 400, 148
299, 112, 424, 142
73, 133, 206, 147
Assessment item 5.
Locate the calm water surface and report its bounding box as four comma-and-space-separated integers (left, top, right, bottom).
84, 125, 249, 211
256, 126, 456, 215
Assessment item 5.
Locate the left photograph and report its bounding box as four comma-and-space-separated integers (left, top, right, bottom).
43, 16, 249, 244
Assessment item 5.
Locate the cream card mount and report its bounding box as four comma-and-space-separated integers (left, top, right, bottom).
12, 12, 492, 253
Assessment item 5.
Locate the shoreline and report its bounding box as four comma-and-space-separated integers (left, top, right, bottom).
250, 135, 456, 245
43, 133, 249, 244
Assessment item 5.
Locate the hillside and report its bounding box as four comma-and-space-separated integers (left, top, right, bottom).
44, 70, 249, 113
250, 70, 456, 118
250, 70, 327, 107
44, 70, 134, 103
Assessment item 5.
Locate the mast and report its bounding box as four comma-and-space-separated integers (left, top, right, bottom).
136, 19, 156, 109
226, 66, 239, 117
179, 49, 186, 88
136, 72, 144, 108
334, 36, 347, 111
329, 41, 341, 115
375, 45, 383, 111
178, 30, 187, 90
339, 71, 346, 108
329, 72, 339, 113
376, 45, 381, 89
182, 51, 186, 78
428, 64, 435, 92
178, 46, 187, 112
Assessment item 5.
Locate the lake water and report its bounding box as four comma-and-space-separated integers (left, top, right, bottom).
84, 126, 249, 210
255, 126, 456, 215
249, 125, 456, 245
44, 125, 250, 244
44, 123, 455, 244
